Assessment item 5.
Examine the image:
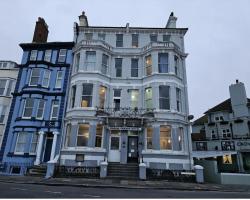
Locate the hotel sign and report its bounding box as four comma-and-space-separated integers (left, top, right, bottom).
109, 127, 142, 131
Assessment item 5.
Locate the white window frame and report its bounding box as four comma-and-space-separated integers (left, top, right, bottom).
14, 132, 27, 154
0, 79, 7, 95
160, 125, 172, 150
50, 100, 59, 120
145, 55, 152, 76
29, 68, 40, 86
55, 71, 63, 89
30, 50, 38, 61
36, 99, 46, 119
44, 50, 52, 62
42, 69, 51, 88
29, 133, 39, 154
58, 49, 67, 63
85, 51, 96, 71
95, 124, 103, 148
22, 98, 34, 119
113, 89, 121, 110
130, 89, 139, 109
76, 124, 90, 147
6, 79, 14, 96
146, 127, 153, 150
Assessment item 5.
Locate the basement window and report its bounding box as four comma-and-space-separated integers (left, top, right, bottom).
11, 166, 21, 174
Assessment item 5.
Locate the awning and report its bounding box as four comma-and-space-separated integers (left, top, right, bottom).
192, 151, 237, 158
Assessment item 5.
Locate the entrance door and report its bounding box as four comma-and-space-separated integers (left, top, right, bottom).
127, 136, 138, 162
43, 133, 53, 162
108, 131, 120, 162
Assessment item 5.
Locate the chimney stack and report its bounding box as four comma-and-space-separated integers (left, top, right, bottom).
32, 17, 49, 43
79, 11, 88, 27
166, 12, 177, 28
229, 80, 248, 118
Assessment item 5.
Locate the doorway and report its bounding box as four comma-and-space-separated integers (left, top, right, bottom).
108, 131, 120, 162
127, 136, 138, 163
43, 132, 53, 162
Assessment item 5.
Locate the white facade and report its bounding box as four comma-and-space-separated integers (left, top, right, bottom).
60, 12, 193, 173
0, 61, 18, 148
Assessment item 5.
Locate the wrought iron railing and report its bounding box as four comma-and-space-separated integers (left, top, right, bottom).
96, 107, 155, 118
55, 166, 100, 178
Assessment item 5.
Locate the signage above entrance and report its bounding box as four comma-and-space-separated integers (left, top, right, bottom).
109, 127, 142, 131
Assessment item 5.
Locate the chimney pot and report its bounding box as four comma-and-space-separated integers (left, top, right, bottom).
236, 79, 239, 83
32, 17, 49, 43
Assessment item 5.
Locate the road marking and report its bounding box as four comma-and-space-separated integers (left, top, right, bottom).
11, 187, 27, 191
83, 194, 101, 198
45, 190, 62, 194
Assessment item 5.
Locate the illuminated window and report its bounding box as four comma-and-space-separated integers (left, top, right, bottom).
130, 90, 139, 109
77, 124, 89, 146
145, 55, 152, 76
145, 87, 152, 109
146, 127, 153, 149
99, 86, 106, 109
81, 84, 93, 107
95, 124, 103, 148
159, 85, 170, 110
160, 125, 172, 150
158, 53, 168, 73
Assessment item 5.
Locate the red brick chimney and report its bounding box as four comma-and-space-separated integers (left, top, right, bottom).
32, 17, 49, 43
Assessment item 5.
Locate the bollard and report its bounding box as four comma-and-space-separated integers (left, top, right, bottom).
100, 161, 108, 178
194, 165, 204, 183
139, 163, 146, 180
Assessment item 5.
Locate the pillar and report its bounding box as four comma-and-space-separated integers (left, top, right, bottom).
34, 131, 45, 165
49, 131, 59, 161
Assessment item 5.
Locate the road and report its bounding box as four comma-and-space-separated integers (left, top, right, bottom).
0, 182, 249, 198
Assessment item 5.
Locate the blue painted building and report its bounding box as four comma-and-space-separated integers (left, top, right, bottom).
0, 18, 74, 175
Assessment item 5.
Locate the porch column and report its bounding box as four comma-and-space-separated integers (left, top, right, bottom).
34, 131, 45, 165
49, 131, 59, 161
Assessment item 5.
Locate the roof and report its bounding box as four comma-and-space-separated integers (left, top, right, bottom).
192, 115, 208, 126
19, 42, 74, 50
204, 98, 250, 114
192, 151, 237, 158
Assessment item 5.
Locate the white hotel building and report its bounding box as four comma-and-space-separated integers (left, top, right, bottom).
59, 12, 193, 177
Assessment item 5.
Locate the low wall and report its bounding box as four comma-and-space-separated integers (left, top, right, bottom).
221, 173, 250, 185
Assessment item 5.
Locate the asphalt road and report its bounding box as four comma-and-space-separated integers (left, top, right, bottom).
0, 182, 250, 198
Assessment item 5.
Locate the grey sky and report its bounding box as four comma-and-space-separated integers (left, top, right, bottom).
1, 0, 250, 120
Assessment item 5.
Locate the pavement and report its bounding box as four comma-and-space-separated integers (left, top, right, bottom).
0, 175, 249, 193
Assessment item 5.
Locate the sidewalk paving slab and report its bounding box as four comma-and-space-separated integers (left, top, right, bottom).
0, 175, 249, 193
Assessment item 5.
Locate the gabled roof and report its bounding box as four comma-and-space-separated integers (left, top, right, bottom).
204, 98, 250, 114
192, 115, 208, 126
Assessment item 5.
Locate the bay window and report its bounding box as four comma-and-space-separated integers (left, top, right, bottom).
145, 55, 152, 76
50, 100, 59, 120
101, 54, 109, 75
36, 99, 45, 119
71, 85, 76, 108
42, 69, 50, 87
29, 133, 38, 154
23, 98, 34, 118
85, 51, 96, 70
15, 132, 28, 153
145, 87, 152, 109
130, 89, 139, 109
158, 53, 168, 73
99, 86, 106, 109
29, 68, 40, 86
176, 88, 182, 112
0, 80, 7, 95
146, 127, 153, 149
55, 71, 63, 88
113, 89, 121, 111
95, 124, 103, 148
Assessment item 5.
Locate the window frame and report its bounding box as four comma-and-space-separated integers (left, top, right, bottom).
30, 50, 38, 61
132, 34, 139, 47
98, 33, 106, 41
50, 100, 59, 120
85, 51, 96, 71
29, 68, 40, 86
158, 53, 169, 73
130, 89, 139, 109
95, 124, 103, 148
101, 54, 109, 75
0, 79, 7, 95
81, 84, 93, 108
99, 86, 106, 109
77, 124, 90, 147
159, 85, 170, 110
113, 89, 121, 111
176, 88, 182, 112
36, 99, 46, 119
145, 55, 152, 76
150, 34, 157, 42
116, 34, 123, 47
22, 98, 34, 119
115, 58, 122, 77
42, 69, 51, 88
160, 125, 172, 150
14, 132, 27, 154
29, 133, 39, 154
145, 87, 153, 109
71, 85, 76, 108
44, 50, 52, 62
131, 58, 139, 77
58, 49, 67, 63
146, 127, 153, 149
55, 71, 63, 89
0, 105, 7, 123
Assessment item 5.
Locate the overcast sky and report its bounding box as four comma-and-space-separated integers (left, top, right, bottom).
1, 0, 250, 120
